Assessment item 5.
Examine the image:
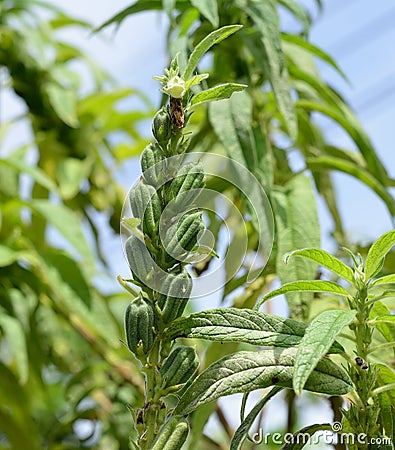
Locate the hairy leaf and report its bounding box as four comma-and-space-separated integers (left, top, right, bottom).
165, 307, 343, 352
244, 0, 297, 139
230, 386, 282, 450
371, 274, 395, 286
174, 347, 352, 415
190, 83, 246, 107
284, 248, 355, 284
365, 230, 395, 279
190, 0, 218, 27
272, 175, 320, 321
255, 280, 349, 310
293, 310, 356, 395
182, 25, 242, 80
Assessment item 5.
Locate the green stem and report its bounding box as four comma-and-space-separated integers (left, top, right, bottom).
367, 341, 395, 354
141, 338, 161, 449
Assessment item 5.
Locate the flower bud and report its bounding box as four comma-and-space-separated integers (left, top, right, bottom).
152, 106, 172, 150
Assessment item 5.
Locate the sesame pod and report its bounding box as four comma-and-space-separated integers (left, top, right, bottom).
164, 212, 204, 260
167, 162, 205, 205
152, 106, 172, 151
158, 270, 192, 323
124, 295, 155, 356
125, 235, 155, 284
129, 182, 161, 238
141, 143, 165, 187
151, 416, 189, 450
160, 346, 199, 389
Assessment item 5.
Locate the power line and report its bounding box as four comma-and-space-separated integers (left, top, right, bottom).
328, 5, 395, 58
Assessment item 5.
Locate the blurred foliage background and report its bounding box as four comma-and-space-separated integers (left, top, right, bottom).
0, 0, 394, 449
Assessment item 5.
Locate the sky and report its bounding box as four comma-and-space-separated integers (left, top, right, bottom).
2, 0, 395, 447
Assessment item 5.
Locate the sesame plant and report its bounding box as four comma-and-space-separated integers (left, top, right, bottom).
118, 27, 395, 449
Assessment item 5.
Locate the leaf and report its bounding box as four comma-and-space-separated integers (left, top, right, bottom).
278, 0, 310, 34
297, 100, 389, 185
370, 302, 395, 347
174, 347, 352, 415
30, 200, 95, 270
95, 0, 164, 31
293, 310, 356, 395
190, 0, 218, 27
306, 156, 395, 217
230, 386, 283, 450
0, 245, 19, 267
243, 1, 297, 140
376, 364, 395, 402
182, 25, 242, 80
190, 83, 247, 107
365, 230, 395, 279
280, 423, 332, 449
57, 157, 92, 199
284, 248, 355, 284
165, 307, 344, 352
272, 175, 321, 321
282, 33, 348, 81
45, 82, 79, 128
255, 280, 350, 310
0, 157, 58, 193
371, 274, 395, 286
0, 315, 28, 384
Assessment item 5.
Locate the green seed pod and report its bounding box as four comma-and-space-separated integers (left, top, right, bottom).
164, 212, 205, 261
124, 295, 155, 356
151, 416, 189, 450
152, 106, 172, 151
141, 143, 165, 187
158, 270, 192, 323
160, 346, 199, 389
125, 235, 155, 284
129, 182, 161, 238
167, 162, 205, 205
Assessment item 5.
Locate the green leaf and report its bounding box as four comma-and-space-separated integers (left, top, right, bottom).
174, 347, 352, 415
95, 0, 164, 31
282, 34, 348, 81
297, 100, 389, 185
255, 280, 350, 310
182, 25, 242, 80
57, 157, 92, 199
278, 0, 310, 34
376, 364, 395, 402
370, 302, 395, 346
280, 423, 332, 450
306, 156, 395, 217
243, 1, 297, 139
165, 307, 343, 352
30, 200, 95, 270
293, 310, 356, 395
190, 0, 218, 27
190, 83, 247, 107
284, 248, 355, 284
230, 386, 283, 450
371, 274, 395, 286
365, 230, 395, 279
45, 82, 79, 128
0, 315, 28, 384
272, 175, 321, 321
0, 157, 58, 193
0, 246, 19, 267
